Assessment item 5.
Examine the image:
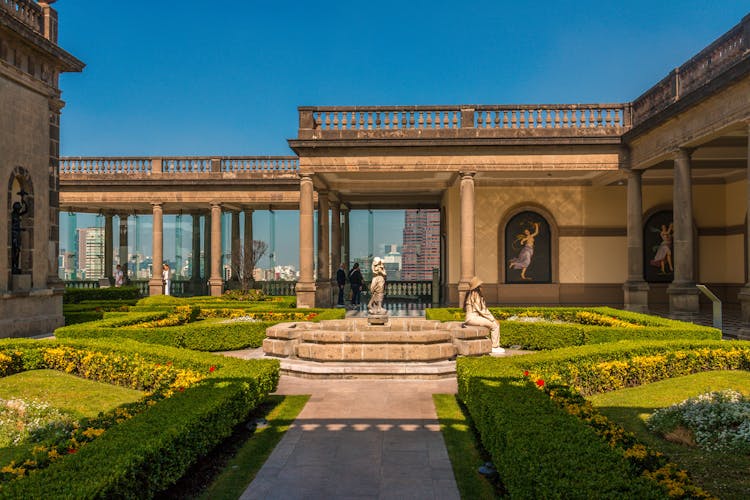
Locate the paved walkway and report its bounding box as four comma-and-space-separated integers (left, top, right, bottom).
240, 377, 460, 500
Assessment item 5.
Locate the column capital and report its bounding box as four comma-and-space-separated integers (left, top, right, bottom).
150, 201, 163, 209
299, 173, 313, 182
459, 171, 476, 179
674, 147, 696, 159
209, 201, 222, 209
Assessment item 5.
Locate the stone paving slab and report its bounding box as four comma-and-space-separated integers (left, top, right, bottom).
240, 377, 460, 500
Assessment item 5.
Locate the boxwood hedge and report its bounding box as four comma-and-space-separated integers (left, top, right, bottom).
0, 337, 279, 498
426, 306, 720, 349
456, 339, 750, 498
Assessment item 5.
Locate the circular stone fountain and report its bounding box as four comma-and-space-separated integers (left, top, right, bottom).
263, 318, 491, 370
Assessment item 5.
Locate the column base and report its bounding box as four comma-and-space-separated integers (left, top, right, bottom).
623, 281, 650, 313
148, 278, 164, 296
295, 281, 317, 308
667, 282, 699, 319
208, 278, 223, 297
457, 280, 470, 308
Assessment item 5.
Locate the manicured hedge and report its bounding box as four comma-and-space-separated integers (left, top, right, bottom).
426, 306, 720, 349
63, 299, 138, 325
0, 338, 279, 498
55, 300, 345, 351
63, 286, 141, 304
456, 340, 750, 498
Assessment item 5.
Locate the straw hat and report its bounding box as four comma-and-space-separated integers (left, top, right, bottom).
468, 276, 483, 290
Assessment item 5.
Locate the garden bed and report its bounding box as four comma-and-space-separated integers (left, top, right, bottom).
455, 339, 750, 498
427, 306, 720, 349
0, 338, 278, 498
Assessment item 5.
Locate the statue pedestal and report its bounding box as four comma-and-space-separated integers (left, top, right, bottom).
367, 313, 389, 326
11, 274, 31, 291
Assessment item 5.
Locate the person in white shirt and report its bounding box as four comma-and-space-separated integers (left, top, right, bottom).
114, 264, 124, 287
464, 276, 504, 354
162, 263, 171, 296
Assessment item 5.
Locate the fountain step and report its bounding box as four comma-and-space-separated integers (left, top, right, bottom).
295, 341, 457, 362
278, 359, 458, 379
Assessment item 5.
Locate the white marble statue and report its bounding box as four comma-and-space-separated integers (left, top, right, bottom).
367, 257, 387, 315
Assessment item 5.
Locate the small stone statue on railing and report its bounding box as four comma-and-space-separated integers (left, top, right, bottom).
11, 189, 29, 274
367, 257, 388, 324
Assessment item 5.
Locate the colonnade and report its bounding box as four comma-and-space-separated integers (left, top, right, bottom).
624, 123, 750, 324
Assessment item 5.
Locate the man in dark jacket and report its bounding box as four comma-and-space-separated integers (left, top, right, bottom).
348, 262, 363, 307
336, 263, 347, 306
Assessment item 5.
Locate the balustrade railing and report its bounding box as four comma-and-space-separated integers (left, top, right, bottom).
60, 157, 152, 174
0, 0, 43, 33
633, 14, 750, 125
222, 157, 299, 173
384, 280, 432, 300
59, 156, 299, 177
258, 280, 297, 296
300, 104, 629, 137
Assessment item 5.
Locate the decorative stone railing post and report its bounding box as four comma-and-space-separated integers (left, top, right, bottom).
151, 157, 163, 174
460, 108, 474, 128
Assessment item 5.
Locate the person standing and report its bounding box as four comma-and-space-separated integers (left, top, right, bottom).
348, 262, 363, 307
336, 263, 347, 306
114, 264, 124, 287
464, 276, 504, 354
162, 263, 171, 296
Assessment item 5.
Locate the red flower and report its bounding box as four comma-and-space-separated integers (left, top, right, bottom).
155, 363, 160, 367
523, 370, 529, 377
536, 379, 545, 387
67, 448, 77, 454
209, 366, 216, 373
178, 387, 185, 392
166, 361, 173, 366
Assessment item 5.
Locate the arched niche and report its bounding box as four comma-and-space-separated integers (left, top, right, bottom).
498, 204, 557, 284
7, 167, 34, 279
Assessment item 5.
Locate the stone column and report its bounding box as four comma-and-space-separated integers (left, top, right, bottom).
297, 174, 316, 307
667, 148, 699, 317
230, 211, 241, 283
317, 191, 330, 281
191, 213, 201, 285
623, 167, 649, 312
148, 203, 164, 296
119, 215, 128, 283
243, 208, 254, 284
458, 171, 476, 306
203, 212, 211, 282
104, 213, 114, 282
739, 123, 750, 338
331, 200, 341, 275
208, 202, 223, 296
342, 207, 350, 268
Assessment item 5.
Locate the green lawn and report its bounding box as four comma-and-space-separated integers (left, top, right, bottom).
588, 370, 750, 499
434, 394, 500, 500
0, 369, 144, 420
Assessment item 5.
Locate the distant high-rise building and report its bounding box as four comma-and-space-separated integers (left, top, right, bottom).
401, 209, 440, 280
77, 227, 105, 279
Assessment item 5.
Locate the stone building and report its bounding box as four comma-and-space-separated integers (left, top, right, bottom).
0, 1, 83, 336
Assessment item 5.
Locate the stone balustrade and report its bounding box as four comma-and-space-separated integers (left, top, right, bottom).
632, 14, 750, 125
0, 0, 43, 33
59, 156, 299, 177
298, 104, 630, 139
385, 280, 432, 300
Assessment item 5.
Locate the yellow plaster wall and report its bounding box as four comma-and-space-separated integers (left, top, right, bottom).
582, 186, 627, 225
642, 185, 673, 213
693, 184, 727, 227
698, 235, 745, 283
726, 179, 747, 226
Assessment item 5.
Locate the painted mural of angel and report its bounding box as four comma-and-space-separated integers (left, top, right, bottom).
649, 222, 673, 274
508, 221, 540, 280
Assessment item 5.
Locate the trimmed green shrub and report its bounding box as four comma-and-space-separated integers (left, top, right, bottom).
63, 286, 141, 304
426, 306, 720, 349
63, 299, 138, 325
0, 338, 279, 498
456, 339, 750, 498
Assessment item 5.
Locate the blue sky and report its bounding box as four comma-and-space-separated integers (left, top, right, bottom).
55, 1, 749, 268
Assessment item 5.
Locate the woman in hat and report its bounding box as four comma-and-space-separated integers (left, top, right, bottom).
464, 276, 504, 354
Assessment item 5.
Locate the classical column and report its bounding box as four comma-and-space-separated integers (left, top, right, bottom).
148, 203, 164, 296
739, 123, 750, 337
623, 166, 650, 312
104, 213, 114, 282
119, 215, 128, 283
243, 208, 254, 284
203, 212, 211, 283
297, 174, 316, 307
208, 202, 223, 296
331, 200, 341, 276
458, 171, 476, 305
191, 213, 201, 284
342, 207, 350, 268
230, 211, 241, 282
317, 191, 330, 281
667, 148, 699, 317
